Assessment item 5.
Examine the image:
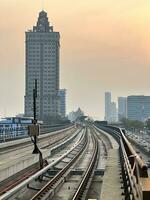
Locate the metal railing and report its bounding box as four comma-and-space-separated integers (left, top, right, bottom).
96, 124, 150, 200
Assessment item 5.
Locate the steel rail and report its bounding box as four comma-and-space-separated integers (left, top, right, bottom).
0, 128, 81, 196
93, 126, 111, 157
94, 125, 113, 150
0, 128, 85, 200
0, 124, 73, 143
30, 128, 88, 200
0, 125, 75, 152
71, 128, 99, 200
40, 123, 72, 134
0, 126, 76, 162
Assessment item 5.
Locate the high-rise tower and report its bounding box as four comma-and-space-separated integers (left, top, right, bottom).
104, 92, 111, 122
118, 97, 127, 121
25, 10, 60, 121
127, 96, 150, 121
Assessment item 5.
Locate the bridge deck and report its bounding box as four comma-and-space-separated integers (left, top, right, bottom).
100, 149, 123, 200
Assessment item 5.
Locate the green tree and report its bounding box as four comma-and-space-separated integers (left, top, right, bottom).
132, 120, 144, 130
120, 118, 144, 131
145, 118, 150, 130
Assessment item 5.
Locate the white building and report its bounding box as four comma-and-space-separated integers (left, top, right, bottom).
24, 10, 60, 122
110, 102, 117, 122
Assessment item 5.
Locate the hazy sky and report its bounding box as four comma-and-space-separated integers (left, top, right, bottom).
1, 0, 150, 119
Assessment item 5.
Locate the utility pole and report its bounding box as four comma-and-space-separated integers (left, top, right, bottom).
28, 79, 44, 169
32, 79, 39, 154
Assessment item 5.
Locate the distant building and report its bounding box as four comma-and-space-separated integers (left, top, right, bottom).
110, 102, 117, 122
68, 108, 84, 122
0, 117, 32, 126
104, 92, 111, 122
0, 117, 34, 141
68, 111, 76, 122
127, 96, 150, 121
58, 89, 66, 118
16, 113, 25, 118
118, 97, 127, 121
24, 10, 60, 122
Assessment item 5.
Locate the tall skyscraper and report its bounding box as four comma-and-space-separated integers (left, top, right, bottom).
110, 102, 117, 122
118, 97, 127, 121
127, 95, 150, 121
24, 10, 60, 121
58, 89, 66, 118
105, 92, 111, 122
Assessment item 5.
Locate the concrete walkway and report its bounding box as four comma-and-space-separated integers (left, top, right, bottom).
100, 149, 124, 200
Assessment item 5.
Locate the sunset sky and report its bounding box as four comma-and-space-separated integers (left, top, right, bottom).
1, 0, 150, 119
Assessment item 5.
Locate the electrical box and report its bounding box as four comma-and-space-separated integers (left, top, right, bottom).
28, 124, 39, 136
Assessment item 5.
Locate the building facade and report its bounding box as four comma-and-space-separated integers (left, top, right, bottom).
127, 96, 150, 121
104, 92, 111, 122
110, 102, 117, 122
58, 89, 66, 118
24, 10, 60, 121
68, 108, 84, 122
118, 97, 127, 121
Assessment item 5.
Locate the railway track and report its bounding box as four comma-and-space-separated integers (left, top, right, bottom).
30, 127, 101, 200
0, 128, 85, 200
0, 126, 76, 155
30, 129, 88, 200
2, 124, 148, 200
71, 127, 99, 200
0, 124, 72, 143
0, 127, 81, 196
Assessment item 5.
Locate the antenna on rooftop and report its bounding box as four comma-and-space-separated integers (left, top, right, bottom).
41, 0, 44, 11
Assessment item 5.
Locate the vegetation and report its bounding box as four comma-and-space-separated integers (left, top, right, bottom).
145, 118, 150, 131
120, 118, 144, 131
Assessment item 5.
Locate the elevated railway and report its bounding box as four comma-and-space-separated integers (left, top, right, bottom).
0, 124, 149, 200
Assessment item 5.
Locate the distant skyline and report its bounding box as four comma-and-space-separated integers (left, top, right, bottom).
1, 1, 150, 120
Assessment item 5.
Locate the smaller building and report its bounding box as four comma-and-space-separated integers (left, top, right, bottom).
0, 117, 34, 141
68, 108, 84, 122
58, 89, 66, 118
